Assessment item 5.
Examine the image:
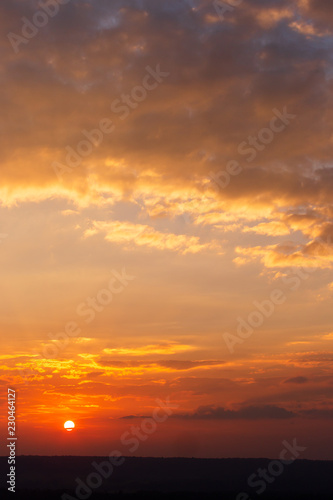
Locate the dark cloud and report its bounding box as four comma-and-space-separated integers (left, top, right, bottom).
284, 376, 309, 384
153, 360, 224, 370
300, 0, 333, 30
176, 404, 295, 420
120, 414, 151, 420
98, 358, 224, 370
301, 408, 333, 419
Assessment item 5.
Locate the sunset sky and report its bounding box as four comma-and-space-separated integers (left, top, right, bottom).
1, 0, 333, 459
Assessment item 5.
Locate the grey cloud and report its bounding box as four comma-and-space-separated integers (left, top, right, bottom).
176, 404, 295, 420
284, 376, 309, 384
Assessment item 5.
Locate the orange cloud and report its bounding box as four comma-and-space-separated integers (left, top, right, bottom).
84, 220, 221, 254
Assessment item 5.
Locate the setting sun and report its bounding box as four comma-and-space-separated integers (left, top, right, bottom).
64, 421, 75, 432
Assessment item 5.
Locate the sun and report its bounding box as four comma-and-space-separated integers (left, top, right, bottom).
64, 420, 75, 432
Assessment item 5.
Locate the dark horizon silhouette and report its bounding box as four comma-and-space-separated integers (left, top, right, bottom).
1, 456, 332, 499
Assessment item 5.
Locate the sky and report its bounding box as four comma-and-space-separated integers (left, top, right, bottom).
1, 0, 333, 458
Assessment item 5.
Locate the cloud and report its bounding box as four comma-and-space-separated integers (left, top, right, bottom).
103, 343, 197, 356
244, 221, 290, 237
234, 235, 333, 270
176, 404, 295, 420
297, 0, 333, 32
120, 414, 151, 419
109, 406, 333, 421
300, 408, 333, 419
154, 360, 224, 370
0, 0, 332, 271
0, 0, 332, 210
84, 220, 220, 254
98, 358, 225, 373
284, 376, 309, 384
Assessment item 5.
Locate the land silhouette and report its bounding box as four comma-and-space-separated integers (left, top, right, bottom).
1, 456, 332, 499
